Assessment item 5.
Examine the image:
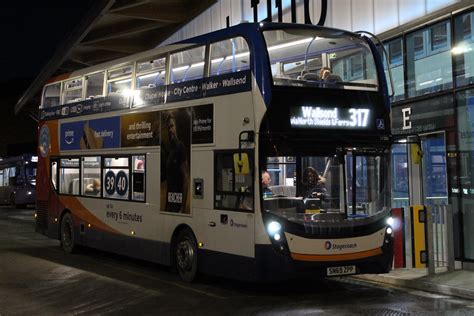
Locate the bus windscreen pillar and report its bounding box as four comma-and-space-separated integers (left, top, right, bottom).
411, 205, 427, 268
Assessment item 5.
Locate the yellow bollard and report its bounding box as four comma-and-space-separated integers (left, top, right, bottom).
411, 205, 427, 268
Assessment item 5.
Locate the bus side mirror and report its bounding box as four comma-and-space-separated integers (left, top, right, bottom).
233, 153, 250, 175
411, 144, 422, 165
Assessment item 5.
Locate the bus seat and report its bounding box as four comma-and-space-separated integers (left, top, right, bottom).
269, 185, 296, 197
324, 74, 342, 83
302, 73, 321, 81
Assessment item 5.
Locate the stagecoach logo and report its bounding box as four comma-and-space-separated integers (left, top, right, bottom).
230, 219, 248, 229
324, 241, 332, 250
325, 240, 357, 251
39, 125, 50, 158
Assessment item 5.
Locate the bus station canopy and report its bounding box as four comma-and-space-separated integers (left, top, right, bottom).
14, 0, 217, 115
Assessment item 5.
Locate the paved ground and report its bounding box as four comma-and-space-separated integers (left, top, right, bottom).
1, 206, 474, 315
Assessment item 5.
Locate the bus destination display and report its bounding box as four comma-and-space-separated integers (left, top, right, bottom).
290, 106, 371, 129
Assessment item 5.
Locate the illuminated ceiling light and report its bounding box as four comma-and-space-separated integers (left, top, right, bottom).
172, 65, 190, 72
211, 57, 224, 63
267, 37, 319, 52
226, 52, 250, 60
138, 72, 160, 80
113, 78, 132, 84
190, 61, 205, 68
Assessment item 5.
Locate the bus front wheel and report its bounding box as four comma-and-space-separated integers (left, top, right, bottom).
174, 228, 198, 282
60, 213, 76, 254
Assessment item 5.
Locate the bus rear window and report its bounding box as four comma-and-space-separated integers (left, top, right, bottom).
42, 83, 61, 108
263, 29, 378, 91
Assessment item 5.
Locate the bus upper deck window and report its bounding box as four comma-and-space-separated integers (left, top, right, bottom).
41, 83, 61, 108
63, 78, 83, 104
136, 57, 167, 89
85, 72, 105, 99
170, 46, 205, 84
210, 37, 250, 76
107, 66, 133, 95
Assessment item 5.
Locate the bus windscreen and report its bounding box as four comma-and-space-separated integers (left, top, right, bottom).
263, 28, 378, 91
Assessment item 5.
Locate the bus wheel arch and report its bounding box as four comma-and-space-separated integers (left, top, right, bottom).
171, 225, 198, 282
59, 210, 76, 254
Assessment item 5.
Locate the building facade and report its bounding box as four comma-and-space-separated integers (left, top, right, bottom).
161, 0, 474, 268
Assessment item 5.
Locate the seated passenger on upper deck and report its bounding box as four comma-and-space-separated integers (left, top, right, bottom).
261, 170, 273, 198
301, 167, 327, 200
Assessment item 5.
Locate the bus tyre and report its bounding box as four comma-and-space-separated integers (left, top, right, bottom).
174, 228, 198, 282
60, 213, 76, 254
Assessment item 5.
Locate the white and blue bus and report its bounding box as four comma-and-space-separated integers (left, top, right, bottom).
36, 22, 394, 282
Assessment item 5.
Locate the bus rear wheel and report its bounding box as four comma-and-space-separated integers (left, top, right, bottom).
60, 213, 76, 254
174, 228, 198, 282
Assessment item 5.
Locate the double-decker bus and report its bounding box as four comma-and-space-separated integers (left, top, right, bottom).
36, 22, 394, 282
0, 154, 37, 208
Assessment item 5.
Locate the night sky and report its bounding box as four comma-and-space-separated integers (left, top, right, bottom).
0, 2, 94, 155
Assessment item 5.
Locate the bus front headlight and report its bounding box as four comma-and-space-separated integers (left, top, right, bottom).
267, 221, 281, 237
386, 216, 394, 226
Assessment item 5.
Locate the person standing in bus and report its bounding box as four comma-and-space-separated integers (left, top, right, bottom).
164, 113, 189, 213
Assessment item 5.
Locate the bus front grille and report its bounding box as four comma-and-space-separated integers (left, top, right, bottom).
36, 200, 49, 230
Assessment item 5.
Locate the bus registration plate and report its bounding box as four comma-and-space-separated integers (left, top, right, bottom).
327, 265, 356, 276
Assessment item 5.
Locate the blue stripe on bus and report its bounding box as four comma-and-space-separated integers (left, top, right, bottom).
39, 70, 252, 121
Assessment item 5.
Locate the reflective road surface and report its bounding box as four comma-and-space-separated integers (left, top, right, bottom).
1, 206, 473, 315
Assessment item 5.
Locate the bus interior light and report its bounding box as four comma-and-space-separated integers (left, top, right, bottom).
131, 231, 136, 235
198, 242, 204, 248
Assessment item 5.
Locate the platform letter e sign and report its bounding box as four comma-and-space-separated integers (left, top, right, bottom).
402, 107, 412, 130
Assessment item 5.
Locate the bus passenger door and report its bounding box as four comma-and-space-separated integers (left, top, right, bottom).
49, 159, 60, 218
212, 151, 255, 261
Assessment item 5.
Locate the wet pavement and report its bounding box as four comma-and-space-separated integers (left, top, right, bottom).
1, 206, 474, 315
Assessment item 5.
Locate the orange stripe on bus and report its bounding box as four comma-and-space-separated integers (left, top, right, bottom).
45, 73, 71, 84
59, 196, 120, 234
291, 248, 383, 262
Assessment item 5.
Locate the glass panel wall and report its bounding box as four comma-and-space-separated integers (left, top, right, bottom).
406, 20, 453, 97
454, 10, 474, 87
456, 88, 474, 260
383, 38, 405, 102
